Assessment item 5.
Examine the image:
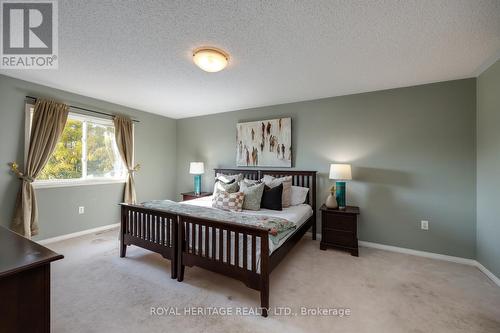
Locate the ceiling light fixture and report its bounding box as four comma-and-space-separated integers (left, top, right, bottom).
193, 47, 229, 72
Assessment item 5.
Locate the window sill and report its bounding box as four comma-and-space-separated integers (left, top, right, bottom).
33, 179, 126, 189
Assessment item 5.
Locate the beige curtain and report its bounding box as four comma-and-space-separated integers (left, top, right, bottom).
114, 115, 138, 204
11, 99, 69, 238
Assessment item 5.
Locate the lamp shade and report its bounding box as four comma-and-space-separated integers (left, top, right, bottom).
189, 162, 205, 174
329, 164, 352, 180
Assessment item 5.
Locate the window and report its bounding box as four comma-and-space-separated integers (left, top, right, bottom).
25, 104, 128, 188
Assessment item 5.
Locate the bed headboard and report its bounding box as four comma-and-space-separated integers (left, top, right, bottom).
214, 168, 317, 212
214, 168, 259, 180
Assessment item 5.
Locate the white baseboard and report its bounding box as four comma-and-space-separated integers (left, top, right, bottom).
315, 233, 499, 287
475, 261, 500, 287
358, 240, 499, 287
37, 223, 120, 245
358, 240, 476, 265
38, 228, 500, 287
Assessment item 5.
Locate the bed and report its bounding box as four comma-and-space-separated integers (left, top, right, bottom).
119, 169, 316, 317
181, 194, 313, 258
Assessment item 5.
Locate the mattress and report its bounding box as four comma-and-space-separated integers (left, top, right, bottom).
181, 195, 313, 254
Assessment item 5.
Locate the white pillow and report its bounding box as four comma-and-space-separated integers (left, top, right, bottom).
216, 173, 243, 184
290, 185, 309, 206
239, 178, 261, 186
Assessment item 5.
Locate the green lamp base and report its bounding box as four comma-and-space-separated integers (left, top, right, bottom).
194, 175, 202, 195
335, 181, 346, 209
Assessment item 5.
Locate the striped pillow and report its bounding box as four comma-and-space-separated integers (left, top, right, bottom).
212, 191, 245, 212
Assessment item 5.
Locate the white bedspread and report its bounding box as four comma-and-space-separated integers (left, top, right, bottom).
181, 195, 313, 253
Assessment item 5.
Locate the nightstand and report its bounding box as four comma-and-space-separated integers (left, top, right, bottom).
320, 204, 360, 256
181, 192, 212, 201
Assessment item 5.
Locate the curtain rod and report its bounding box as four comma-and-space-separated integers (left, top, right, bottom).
25, 96, 140, 123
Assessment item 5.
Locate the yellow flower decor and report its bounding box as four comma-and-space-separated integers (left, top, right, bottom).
8, 162, 22, 177
129, 163, 141, 173
8, 162, 34, 182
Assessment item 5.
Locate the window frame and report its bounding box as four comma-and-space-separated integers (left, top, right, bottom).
25, 103, 129, 189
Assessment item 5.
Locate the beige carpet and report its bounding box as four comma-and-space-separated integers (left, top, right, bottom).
46, 228, 500, 333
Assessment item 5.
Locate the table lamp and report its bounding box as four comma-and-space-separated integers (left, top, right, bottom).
189, 162, 205, 195
329, 164, 352, 209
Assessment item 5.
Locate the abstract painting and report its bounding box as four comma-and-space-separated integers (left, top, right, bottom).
236, 118, 292, 167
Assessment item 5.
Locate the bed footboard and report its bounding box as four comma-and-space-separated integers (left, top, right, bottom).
120, 204, 178, 279
177, 214, 271, 317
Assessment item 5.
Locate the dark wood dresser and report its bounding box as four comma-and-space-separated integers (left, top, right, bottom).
181, 191, 212, 201
320, 204, 360, 256
0, 226, 63, 333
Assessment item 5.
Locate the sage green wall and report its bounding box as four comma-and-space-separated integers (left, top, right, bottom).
0, 74, 177, 240
477, 59, 500, 278
0, 74, 480, 261
176, 79, 477, 258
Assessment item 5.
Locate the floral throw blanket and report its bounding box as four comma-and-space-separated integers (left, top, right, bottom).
142, 200, 296, 245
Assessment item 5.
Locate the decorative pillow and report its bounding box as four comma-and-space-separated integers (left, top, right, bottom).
216, 173, 243, 184
261, 175, 292, 208
213, 179, 239, 196
290, 185, 309, 206
240, 178, 260, 186
219, 178, 236, 185
239, 181, 265, 210
212, 191, 245, 212
261, 183, 283, 211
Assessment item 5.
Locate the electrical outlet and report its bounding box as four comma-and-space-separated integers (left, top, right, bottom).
78, 206, 85, 214
421, 220, 429, 230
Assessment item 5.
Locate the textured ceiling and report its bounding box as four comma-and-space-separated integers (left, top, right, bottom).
1, 0, 500, 119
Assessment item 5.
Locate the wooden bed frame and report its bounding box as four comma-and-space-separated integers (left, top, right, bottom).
120, 169, 316, 317
119, 206, 178, 279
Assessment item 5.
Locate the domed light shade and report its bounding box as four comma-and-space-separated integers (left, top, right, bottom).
193, 47, 229, 72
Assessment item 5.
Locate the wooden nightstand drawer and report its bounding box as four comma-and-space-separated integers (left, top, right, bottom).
323, 214, 356, 232
322, 229, 355, 247
320, 204, 360, 256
